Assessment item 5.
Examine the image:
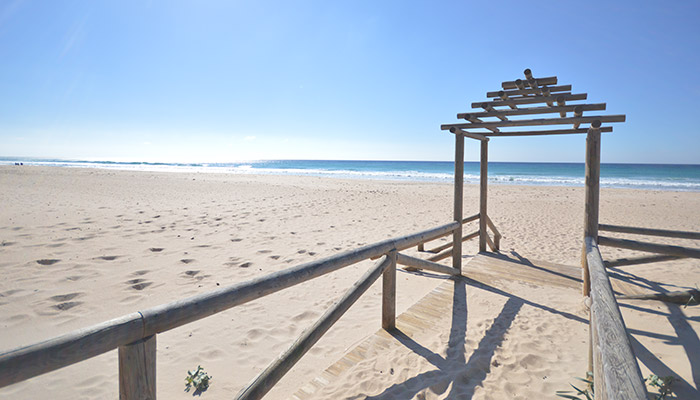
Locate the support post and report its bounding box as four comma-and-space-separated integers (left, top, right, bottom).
582, 121, 601, 297
479, 140, 489, 253
452, 133, 464, 271
382, 251, 397, 331
119, 335, 156, 400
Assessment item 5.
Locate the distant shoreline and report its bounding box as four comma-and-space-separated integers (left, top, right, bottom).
1, 158, 699, 192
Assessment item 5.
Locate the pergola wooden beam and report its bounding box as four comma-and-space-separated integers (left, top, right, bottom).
487, 84, 571, 98
502, 75, 557, 89
472, 93, 587, 109
474, 127, 613, 137
442, 115, 624, 131
458, 103, 606, 120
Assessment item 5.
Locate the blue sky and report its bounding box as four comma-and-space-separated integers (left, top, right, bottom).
1, 1, 699, 164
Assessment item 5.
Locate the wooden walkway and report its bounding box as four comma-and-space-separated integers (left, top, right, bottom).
289, 252, 644, 399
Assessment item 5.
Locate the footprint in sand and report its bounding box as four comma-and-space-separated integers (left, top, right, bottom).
257, 250, 271, 254
239, 262, 252, 268
269, 255, 281, 260
53, 301, 82, 311
183, 270, 199, 277
132, 270, 150, 276
230, 238, 243, 242
126, 278, 153, 291
96, 255, 119, 261
37, 259, 61, 266
50, 293, 83, 302
149, 248, 164, 252
180, 259, 195, 264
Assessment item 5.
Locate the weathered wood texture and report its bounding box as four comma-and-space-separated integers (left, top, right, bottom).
479, 140, 488, 252
597, 236, 700, 259
119, 335, 156, 400
0, 222, 459, 388
453, 133, 464, 270
605, 254, 683, 268
428, 247, 454, 262
426, 230, 479, 254
458, 103, 605, 120
448, 127, 488, 141
582, 127, 601, 297
486, 84, 571, 98
618, 289, 700, 305
485, 215, 501, 251
471, 92, 585, 109
0, 313, 144, 388
585, 237, 648, 400
442, 114, 624, 131
396, 253, 460, 276
236, 255, 392, 400
599, 224, 700, 240
502, 75, 557, 89
382, 251, 397, 330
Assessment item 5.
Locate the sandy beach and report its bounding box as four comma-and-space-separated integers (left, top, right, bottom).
0, 166, 698, 399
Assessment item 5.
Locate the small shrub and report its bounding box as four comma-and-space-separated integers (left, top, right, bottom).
185, 365, 212, 394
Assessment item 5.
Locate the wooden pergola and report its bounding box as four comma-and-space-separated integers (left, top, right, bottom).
439, 68, 625, 275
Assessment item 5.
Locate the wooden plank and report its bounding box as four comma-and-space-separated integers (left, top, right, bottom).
382, 251, 397, 330
484, 232, 496, 252
599, 224, 700, 240
448, 127, 489, 141
479, 140, 488, 252
502, 75, 557, 89
442, 114, 624, 131
485, 215, 501, 251
582, 126, 601, 297
463, 114, 500, 133
472, 92, 584, 109
426, 230, 479, 254
468, 127, 613, 137
0, 313, 144, 388
428, 247, 453, 262
236, 256, 392, 400
605, 254, 684, 268
585, 237, 648, 400
487, 84, 571, 98
396, 253, 460, 276
458, 103, 606, 120
119, 335, 156, 400
453, 132, 464, 270
597, 236, 700, 259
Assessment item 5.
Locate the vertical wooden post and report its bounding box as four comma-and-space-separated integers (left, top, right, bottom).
452, 133, 464, 271
479, 139, 489, 253
582, 121, 602, 297
119, 335, 156, 400
382, 250, 397, 331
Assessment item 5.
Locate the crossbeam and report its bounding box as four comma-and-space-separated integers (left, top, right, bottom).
487, 84, 571, 98
472, 93, 587, 109
502, 76, 557, 89
458, 103, 606, 120
442, 115, 625, 131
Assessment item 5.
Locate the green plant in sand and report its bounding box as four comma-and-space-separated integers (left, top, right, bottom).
556, 373, 677, 400
185, 365, 212, 394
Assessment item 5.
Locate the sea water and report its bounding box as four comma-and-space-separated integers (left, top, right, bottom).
1, 158, 699, 192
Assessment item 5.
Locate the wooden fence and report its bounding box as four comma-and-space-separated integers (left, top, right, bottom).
584, 236, 647, 400
0, 221, 464, 400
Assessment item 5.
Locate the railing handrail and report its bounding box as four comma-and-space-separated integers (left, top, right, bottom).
599, 223, 700, 240
0, 221, 459, 389
585, 236, 647, 399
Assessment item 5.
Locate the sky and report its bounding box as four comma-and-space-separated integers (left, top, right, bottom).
0, 0, 699, 164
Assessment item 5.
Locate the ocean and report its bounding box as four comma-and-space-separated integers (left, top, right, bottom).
1, 158, 699, 192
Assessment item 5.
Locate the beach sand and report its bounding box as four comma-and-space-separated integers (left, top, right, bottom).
0, 166, 698, 399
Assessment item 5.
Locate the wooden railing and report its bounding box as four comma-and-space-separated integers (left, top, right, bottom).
584, 236, 647, 399
598, 224, 700, 267
0, 221, 461, 400
416, 212, 501, 256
